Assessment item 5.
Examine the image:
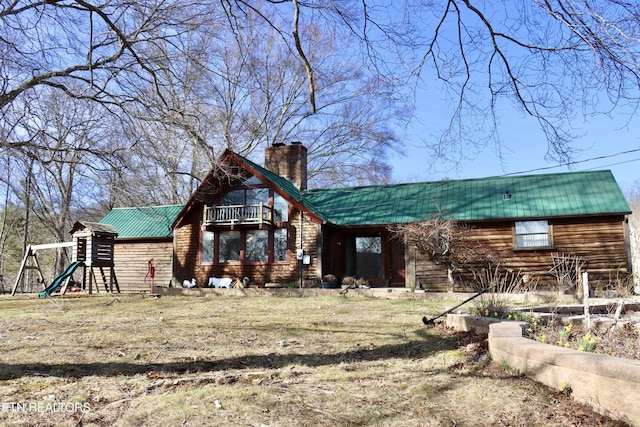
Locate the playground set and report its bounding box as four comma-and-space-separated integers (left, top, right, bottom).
11, 221, 120, 298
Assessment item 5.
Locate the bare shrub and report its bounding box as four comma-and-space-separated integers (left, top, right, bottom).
602, 269, 634, 298
470, 264, 532, 318
549, 253, 588, 293
389, 213, 495, 292
390, 216, 493, 271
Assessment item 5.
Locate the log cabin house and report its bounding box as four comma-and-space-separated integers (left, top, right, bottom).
166, 142, 631, 291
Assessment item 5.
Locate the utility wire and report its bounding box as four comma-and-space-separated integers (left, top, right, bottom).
303, 147, 640, 195
500, 147, 640, 177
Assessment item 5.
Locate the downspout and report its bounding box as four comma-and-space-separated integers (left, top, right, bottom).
299, 210, 304, 288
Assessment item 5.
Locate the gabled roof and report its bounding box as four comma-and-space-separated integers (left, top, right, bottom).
70, 221, 119, 236
100, 205, 184, 238
174, 149, 329, 228
229, 152, 329, 223
173, 148, 630, 229
303, 170, 630, 225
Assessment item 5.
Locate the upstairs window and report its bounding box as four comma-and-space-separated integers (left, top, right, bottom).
220, 188, 269, 206
273, 193, 288, 222
515, 220, 551, 248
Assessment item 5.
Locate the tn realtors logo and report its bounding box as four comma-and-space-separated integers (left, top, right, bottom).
1, 401, 91, 413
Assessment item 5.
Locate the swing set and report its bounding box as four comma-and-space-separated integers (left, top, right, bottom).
11, 221, 120, 297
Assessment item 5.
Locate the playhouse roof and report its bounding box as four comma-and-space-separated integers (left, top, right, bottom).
70, 221, 119, 236
100, 205, 184, 238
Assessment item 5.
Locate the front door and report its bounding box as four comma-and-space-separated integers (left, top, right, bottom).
354, 235, 382, 281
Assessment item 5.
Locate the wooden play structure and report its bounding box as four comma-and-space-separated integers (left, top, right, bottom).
11, 221, 120, 297
70, 221, 120, 295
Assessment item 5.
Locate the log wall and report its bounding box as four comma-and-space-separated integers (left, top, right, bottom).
113, 240, 174, 292
416, 216, 629, 292
172, 205, 322, 288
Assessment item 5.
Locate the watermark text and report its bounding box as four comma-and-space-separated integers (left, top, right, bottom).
1, 401, 90, 414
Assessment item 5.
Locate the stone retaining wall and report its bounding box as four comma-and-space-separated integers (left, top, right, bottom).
447, 314, 640, 425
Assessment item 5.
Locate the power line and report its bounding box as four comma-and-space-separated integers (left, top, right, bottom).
500, 147, 640, 177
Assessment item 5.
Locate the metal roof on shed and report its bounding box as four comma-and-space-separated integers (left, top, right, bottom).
302, 170, 630, 226
99, 205, 184, 238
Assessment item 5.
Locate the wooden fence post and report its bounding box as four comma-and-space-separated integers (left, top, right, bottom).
582, 271, 590, 331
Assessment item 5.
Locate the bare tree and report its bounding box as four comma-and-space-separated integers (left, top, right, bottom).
409, 0, 640, 164
118, 2, 405, 192
225, 1, 640, 165
4, 1, 640, 195
0, 88, 121, 267
0, 1, 209, 110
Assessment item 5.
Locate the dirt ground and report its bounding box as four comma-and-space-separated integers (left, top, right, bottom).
0, 293, 630, 426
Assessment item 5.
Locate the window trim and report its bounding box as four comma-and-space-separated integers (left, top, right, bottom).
513, 220, 555, 250
200, 226, 289, 265
201, 177, 292, 264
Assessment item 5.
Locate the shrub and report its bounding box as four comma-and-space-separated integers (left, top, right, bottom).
470, 264, 531, 319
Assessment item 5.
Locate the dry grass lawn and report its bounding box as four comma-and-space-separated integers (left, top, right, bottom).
0, 293, 629, 426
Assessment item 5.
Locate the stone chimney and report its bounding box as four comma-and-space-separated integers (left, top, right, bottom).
264, 142, 308, 190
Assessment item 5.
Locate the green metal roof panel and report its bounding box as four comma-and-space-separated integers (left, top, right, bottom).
303, 170, 629, 226
100, 205, 184, 238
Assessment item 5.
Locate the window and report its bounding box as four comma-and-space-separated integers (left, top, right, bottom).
201, 230, 214, 263
220, 188, 269, 206
246, 230, 268, 262
274, 193, 288, 222
203, 228, 288, 264
220, 190, 244, 206
219, 230, 241, 262
515, 220, 551, 248
245, 188, 269, 206
274, 228, 288, 261
355, 236, 382, 278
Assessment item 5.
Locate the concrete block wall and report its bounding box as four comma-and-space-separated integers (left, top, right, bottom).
473, 318, 640, 425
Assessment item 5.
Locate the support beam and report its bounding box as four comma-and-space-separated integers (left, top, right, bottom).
30, 242, 74, 250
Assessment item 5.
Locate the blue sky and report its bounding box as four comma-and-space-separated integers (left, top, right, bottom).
381, 3, 640, 194
389, 102, 640, 193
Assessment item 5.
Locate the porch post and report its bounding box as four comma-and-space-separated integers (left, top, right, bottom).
405, 243, 416, 290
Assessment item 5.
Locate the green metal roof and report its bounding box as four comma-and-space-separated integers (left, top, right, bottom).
181, 150, 630, 228
302, 170, 630, 226
100, 205, 184, 238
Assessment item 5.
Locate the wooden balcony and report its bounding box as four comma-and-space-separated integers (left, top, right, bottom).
203, 203, 273, 226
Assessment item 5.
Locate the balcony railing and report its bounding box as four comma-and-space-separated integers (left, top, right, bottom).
203, 203, 273, 226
